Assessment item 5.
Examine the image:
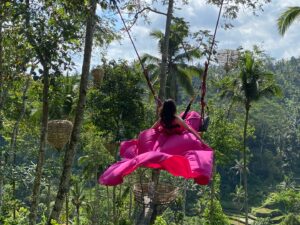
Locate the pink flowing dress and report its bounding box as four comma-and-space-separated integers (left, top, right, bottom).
99, 111, 214, 186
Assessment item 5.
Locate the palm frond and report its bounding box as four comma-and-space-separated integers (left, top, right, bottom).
146, 63, 158, 73
176, 64, 203, 78
150, 30, 164, 40
150, 30, 164, 54
278, 7, 300, 36
258, 84, 282, 99
175, 67, 195, 96
141, 53, 160, 65
174, 48, 202, 62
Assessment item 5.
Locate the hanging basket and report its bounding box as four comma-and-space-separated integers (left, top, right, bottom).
133, 182, 179, 206
91, 68, 104, 86
47, 120, 73, 150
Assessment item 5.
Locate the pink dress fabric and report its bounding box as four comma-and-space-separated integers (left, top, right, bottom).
99, 111, 214, 186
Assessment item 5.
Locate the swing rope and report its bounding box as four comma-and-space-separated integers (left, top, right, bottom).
112, 0, 159, 104
200, 0, 225, 120
112, 0, 224, 118
182, 0, 225, 122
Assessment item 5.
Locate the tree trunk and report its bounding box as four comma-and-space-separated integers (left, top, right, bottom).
147, 1, 174, 224
91, 170, 101, 225
243, 103, 250, 225
47, 0, 97, 223
0, 15, 3, 215
129, 184, 133, 220
11, 75, 30, 220
113, 186, 117, 224
106, 186, 110, 225
46, 180, 51, 218
158, 0, 174, 101
0, 7, 4, 111
210, 161, 216, 225
29, 64, 50, 225
66, 193, 69, 225
182, 179, 187, 221
76, 205, 80, 225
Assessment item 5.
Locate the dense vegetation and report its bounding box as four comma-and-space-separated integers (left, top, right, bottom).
0, 0, 299, 225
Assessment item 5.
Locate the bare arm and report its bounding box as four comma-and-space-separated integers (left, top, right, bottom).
151, 119, 161, 129
175, 116, 202, 140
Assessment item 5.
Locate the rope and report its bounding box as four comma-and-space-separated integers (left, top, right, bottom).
111, 0, 159, 104
111, 0, 224, 114
198, 0, 225, 121
200, 62, 209, 119
183, 0, 224, 120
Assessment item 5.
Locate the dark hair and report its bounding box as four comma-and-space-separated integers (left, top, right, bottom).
160, 99, 177, 129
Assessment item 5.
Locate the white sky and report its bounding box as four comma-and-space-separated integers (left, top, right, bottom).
73, 0, 300, 71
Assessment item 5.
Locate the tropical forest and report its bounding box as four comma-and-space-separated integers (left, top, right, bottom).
0, 0, 299, 225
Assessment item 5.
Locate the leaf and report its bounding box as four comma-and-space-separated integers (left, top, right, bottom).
277, 7, 300, 36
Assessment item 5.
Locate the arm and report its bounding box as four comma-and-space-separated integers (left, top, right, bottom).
151, 119, 161, 129
175, 116, 202, 141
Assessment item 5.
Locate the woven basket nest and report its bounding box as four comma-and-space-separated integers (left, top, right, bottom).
92, 68, 104, 84
133, 182, 179, 205
47, 120, 73, 150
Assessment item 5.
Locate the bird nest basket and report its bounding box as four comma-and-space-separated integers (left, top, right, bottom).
91, 68, 104, 86
133, 182, 179, 206
47, 120, 73, 150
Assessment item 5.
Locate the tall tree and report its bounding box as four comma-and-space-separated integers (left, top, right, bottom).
48, 0, 97, 223
158, 0, 174, 101
278, 6, 300, 36
25, 0, 85, 223
143, 18, 201, 102
230, 50, 281, 224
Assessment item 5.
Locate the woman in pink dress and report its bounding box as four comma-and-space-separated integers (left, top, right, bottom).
99, 99, 214, 186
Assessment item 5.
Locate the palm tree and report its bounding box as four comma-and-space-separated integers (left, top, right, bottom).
231, 159, 244, 186
224, 50, 281, 225
278, 6, 300, 36
240, 51, 281, 225
159, 0, 174, 101
143, 19, 202, 102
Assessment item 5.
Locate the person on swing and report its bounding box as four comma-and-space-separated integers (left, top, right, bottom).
99, 99, 213, 186
152, 99, 202, 140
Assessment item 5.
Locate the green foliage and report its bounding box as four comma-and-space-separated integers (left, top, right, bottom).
262, 189, 300, 213
79, 125, 114, 179
253, 217, 271, 225
48, 75, 79, 120
144, 18, 203, 101
194, 174, 230, 225
88, 60, 147, 140
203, 199, 230, 225
204, 106, 244, 166
50, 219, 61, 225
0, 1, 300, 223
0, 205, 29, 225
280, 214, 300, 225
153, 216, 168, 225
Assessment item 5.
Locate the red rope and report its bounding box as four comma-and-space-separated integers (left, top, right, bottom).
199, 0, 224, 120
200, 62, 209, 120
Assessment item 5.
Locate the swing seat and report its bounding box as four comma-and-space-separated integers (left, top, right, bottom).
199, 116, 210, 132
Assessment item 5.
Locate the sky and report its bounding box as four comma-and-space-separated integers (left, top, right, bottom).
73, 0, 300, 71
